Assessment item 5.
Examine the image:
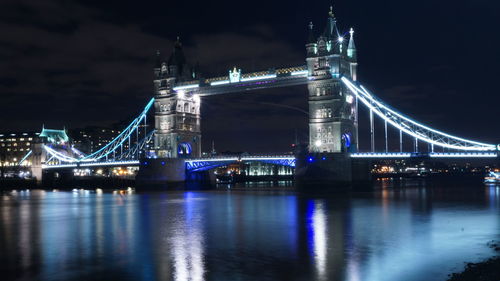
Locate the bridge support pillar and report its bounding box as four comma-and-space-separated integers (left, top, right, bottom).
30, 143, 45, 185
185, 170, 216, 189
295, 152, 371, 190
351, 158, 372, 189
136, 158, 186, 189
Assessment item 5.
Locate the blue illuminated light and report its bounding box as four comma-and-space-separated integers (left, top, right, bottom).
321, 157, 326, 161
185, 155, 296, 172
18, 150, 32, 165
178, 142, 192, 156
80, 98, 155, 161
342, 133, 352, 148
308, 157, 314, 163
161, 161, 165, 166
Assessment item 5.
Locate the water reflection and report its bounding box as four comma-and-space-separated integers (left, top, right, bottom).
0, 182, 499, 281
168, 192, 205, 281
308, 200, 328, 280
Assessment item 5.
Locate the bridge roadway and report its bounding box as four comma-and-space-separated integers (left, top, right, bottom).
169, 66, 309, 96
41, 152, 499, 171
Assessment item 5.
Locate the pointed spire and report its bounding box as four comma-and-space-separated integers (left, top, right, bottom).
329, 5, 334, 18
347, 27, 357, 60
307, 21, 315, 43
168, 35, 187, 78
348, 28, 356, 49
192, 61, 201, 79
172, 36, 183, 55
324, 5, 339, 40
154, 50, 162, 68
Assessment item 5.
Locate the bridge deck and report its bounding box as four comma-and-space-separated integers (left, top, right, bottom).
171, 66, 309, 96
41, 152, 498, 170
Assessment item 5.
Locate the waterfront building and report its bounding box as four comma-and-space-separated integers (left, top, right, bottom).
0, 127, 70, 178
70, 124, 151, 156
70, 126, 123, 154
0, 131, 38, 167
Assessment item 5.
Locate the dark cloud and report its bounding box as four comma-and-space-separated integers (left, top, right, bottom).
187, 25, 303, 74
1, 0, 499, 152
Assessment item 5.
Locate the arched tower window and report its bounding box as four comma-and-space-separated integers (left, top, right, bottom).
184, 102, 189, 112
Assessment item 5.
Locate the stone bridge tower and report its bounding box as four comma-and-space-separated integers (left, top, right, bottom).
153, 39, 201, 158
306, 7, 358, 153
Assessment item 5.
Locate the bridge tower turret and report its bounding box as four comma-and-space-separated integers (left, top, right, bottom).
153, 38, 201, 158
347, 28, 357, 81
306, 6, 358, 153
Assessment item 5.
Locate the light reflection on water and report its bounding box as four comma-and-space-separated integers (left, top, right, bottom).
0, 181, 499, 281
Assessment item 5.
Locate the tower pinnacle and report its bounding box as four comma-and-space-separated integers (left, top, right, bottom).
308, 21, 315, 43
329, 5, 334, 18
347, 27, 357, 65
324, 5, 339, 40
348, 27, 356, 57
155, 50, 162, 69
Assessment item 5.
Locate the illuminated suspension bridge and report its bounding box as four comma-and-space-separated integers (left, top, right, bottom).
36, 76, 498, 172
22, 6, 498, 182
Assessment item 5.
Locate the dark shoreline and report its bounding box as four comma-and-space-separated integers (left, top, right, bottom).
447, 241, 500, 281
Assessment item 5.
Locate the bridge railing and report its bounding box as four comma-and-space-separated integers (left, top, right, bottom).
39, 98, 155, 167
342, 77, 498, 152
350, 152, 498, 158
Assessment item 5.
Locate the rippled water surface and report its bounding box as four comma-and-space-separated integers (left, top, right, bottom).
1, 181, 499, 281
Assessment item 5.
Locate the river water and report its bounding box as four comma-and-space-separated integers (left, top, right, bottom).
1, 180, 499, 281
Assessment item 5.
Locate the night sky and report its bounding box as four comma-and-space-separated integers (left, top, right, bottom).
1, 0, 499, 153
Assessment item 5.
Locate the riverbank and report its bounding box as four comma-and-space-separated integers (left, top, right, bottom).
447, 241, 500, 281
